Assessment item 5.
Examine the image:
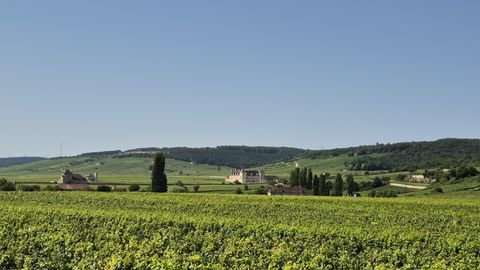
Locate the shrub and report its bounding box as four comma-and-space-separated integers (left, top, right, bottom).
244, 185, 249, 191
170, 186, 188, 193
128, 184, 141, 192
368, 190, 376, 197
193, 185, 200, 192
235, 188, 243, 194
176, 181, 184, 187
0, 178, 16, 191
44, 185, 62, 191
255, 187, 266, 195
97, 185, 112, 192
18, 185, 41, 192
234, 180, 241, 185
432, 187, 443, 193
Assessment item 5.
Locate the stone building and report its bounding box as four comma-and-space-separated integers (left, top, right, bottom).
85, 172, 98, 181
58, 170, 87, 184
225, 169, 265, 184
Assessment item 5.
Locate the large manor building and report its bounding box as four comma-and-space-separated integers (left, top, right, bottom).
58, 170, 88, 184
225, 169, 265, 184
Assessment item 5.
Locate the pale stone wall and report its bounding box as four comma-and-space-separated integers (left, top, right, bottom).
225, 169, 265, 184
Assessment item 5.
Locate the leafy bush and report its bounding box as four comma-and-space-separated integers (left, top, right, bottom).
254, 187, 266, 195
128, 184, 141, 192
97, 185, 112, 192
170, 186, 188, 193
432, 187, 444, 193
18, 185, 41, 192
44, 185, 62, 191
235, 188, 243, 194
193, 185, 200, 192
0, 178, 15, 191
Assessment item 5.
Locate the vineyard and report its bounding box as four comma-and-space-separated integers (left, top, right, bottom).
1, 192, 479, 269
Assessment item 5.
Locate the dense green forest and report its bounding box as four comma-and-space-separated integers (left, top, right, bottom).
305, 139, 480, 171
0, 157, 46, 168
81, 146, 306, 168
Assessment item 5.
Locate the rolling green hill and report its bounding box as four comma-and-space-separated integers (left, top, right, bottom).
0, 156, 232, 184
0, 157, 46, 168
2, 138, 480, 190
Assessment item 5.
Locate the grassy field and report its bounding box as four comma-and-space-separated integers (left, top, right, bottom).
1, 192, 480, 269
405, 176, 480, 198
0, 156, 232, 178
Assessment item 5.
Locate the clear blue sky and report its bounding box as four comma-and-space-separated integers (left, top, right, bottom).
1, 1, 479, 157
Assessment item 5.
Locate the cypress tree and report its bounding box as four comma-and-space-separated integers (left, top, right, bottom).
299, 168, 307, 188
333, 173, 343, 196
306, 168, 313, 189
312, 175, 319, 195
325, 180, 332, 196
319, 173, 326, 195
289, 169, 298, 187
345, 174, 356, 196
151, 152, 168, 192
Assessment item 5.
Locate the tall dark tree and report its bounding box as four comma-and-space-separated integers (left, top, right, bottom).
312, 175, 320, 195
289, 168, 300, 187
333, 173, 344, 196
306, 168, 313, 189
299, 168, 307, 188
151, 152, 168, 192
325, 180, 333, 196
319, 174, 326, 196
345, 174, 359, 196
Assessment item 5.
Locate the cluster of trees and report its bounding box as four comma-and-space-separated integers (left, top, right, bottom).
159, 146, 305, 168
289, 168, 359, 196
96, 146, 306, 168
79, 150, 122, 157
424, 166, 478, 182
368, 190, 397, 198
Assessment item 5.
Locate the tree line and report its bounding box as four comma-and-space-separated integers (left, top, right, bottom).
305, 139, 480, 172
289, 168, 359, 196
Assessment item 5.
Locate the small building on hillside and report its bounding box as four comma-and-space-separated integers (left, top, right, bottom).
410, 175, 425, 182
58, 170, 89, 190
85, 172, 98, 181
226, 169, 265, 184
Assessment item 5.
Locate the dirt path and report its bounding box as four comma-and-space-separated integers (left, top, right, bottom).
390, 182, 428, 190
